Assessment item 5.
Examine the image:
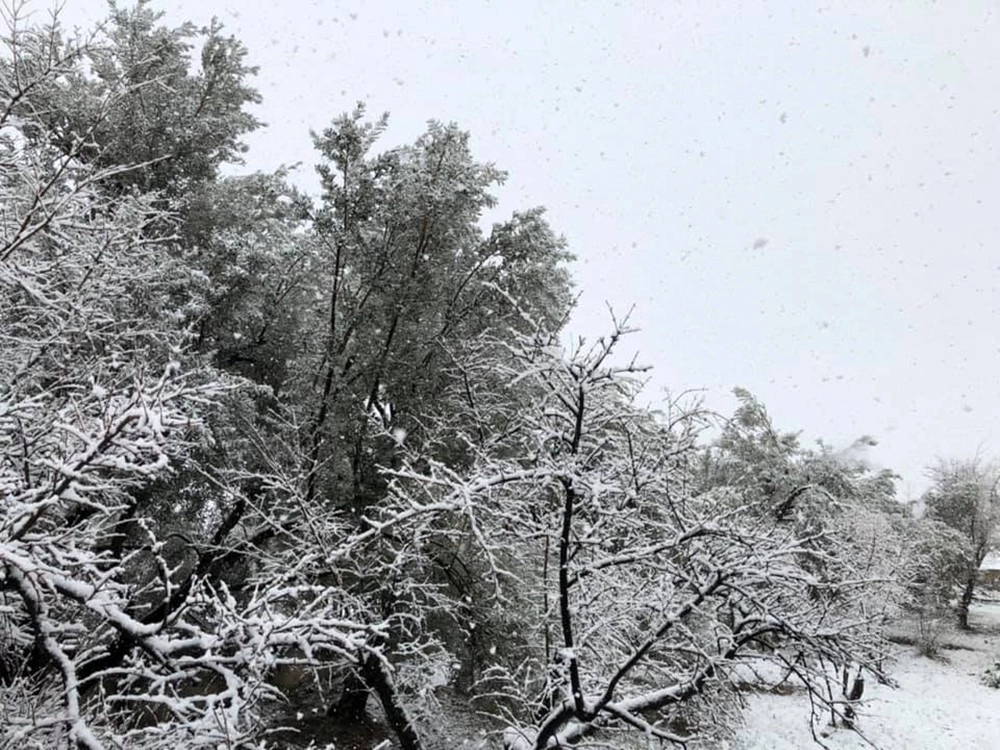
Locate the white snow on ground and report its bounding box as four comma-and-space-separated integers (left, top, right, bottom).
736, 601, 1000, 750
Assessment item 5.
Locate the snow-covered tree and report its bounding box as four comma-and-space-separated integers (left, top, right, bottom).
297, 105, 575, 516
922, 457, 1000, 629
356, 322, 894, 748
0, 9, 374, 747
15, 0, 261, 198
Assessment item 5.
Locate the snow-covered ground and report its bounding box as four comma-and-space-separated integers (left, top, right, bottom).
736, 601, 1000, 750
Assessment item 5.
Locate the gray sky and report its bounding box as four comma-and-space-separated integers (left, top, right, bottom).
58, 1, 1000, 498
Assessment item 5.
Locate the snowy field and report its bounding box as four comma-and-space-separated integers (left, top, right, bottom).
736, 601, 1000, 750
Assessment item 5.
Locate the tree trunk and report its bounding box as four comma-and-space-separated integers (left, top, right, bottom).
360, 654, 425, 750
840, 664, 864, 729
957, 572, 977, 630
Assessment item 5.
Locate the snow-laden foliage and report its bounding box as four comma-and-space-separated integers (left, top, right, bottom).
922, 457, 1000, 629
0, 5, 941, 750
0, 8, 372, 748
353, 322, 896, 748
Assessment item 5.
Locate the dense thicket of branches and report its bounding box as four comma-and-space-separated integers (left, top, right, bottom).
0, 4, 979, 750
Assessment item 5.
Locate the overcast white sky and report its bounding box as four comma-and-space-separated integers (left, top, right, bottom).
57, 0, 1000, 498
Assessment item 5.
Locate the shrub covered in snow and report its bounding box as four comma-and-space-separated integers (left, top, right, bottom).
982, 658, 1000, 689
